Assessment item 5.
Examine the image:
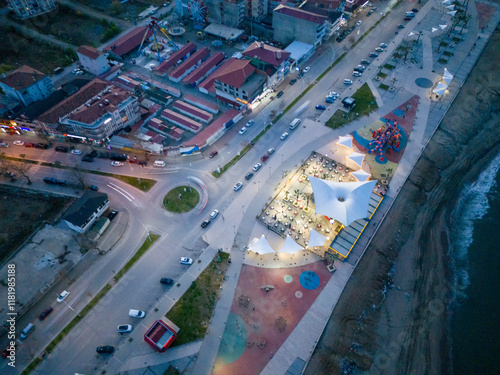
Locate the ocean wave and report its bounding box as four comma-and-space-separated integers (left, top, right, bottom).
449, 152, 500, 299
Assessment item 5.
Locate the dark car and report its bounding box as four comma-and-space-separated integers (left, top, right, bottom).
4, 171, 15, 179
361, 59, 371, 65
110, 153, 127, 161
261, 154, 269, 162
201, 219, 211, 228
369, 52, 379, 57
35, 143, 49, 149
87, 150, 98, 157
276, 91, 284, 98
96, 346, 114, 354
81, 156, 94, 162
138, 161, 148, 166
98, 152, 110, 159
290, 78, 297, 85
55, 146, 69, 152
397, 24, 405, 29
245, 172, 254, 180
38, 307, 53, 321
160, 278, 174, 285
209, 151, 218, 158
404, 17, 412, 21
316, 105, 326, 110
88, 185, 99, 191
108, 210, 118, 220
411, 8, 419, 13
43, 177, 67, 185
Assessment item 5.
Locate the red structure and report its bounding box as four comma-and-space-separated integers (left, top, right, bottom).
144, 320, 177, 352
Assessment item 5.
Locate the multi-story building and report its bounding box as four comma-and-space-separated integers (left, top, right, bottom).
7, 0, 56, 19
242, 42, 291, 89
272, 5, 329, 47
76, 46, 110, 77
250, 0, 268, 21
213, 59, 266, 108
0, 65, 54, 107
37, 79, 140, 141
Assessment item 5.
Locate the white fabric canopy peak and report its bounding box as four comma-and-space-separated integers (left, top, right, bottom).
308, 176, 377, 227
433, 82, 448, 96
307, 229, 328, 248
278, 235, 304, 254
448, 10, 457, 16
432, 27, 439, 33
443, 68, 453, 84
351, 169, 371, 181
347, 152, 365, 168
439, 24, 448, 30
248, 235, 276, 255
337, 135, 353, 149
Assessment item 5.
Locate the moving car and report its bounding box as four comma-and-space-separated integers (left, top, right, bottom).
209, 151, 218, 158
239, 127, 247, 135
303, 66, 310, 73
111, 161, 123, 167
180, 257, 193, 265
246, 120, 254, 127
210, 209, 219, 219
290, 78, 297, 85
253, 163, 262, 171
38, 307, 53, 321
369, 52, 379, 57
261, 154, 269, 162
201, 219, 211, 228
117, 325, 132, 333
280, 132, 289, 140
267, 147, 275, 155
245, 172, 254, 180
276, 91, 284, 98
57, 290, 70, 303
315, 105, 326, 110
71, 149, 82, 155
96, 346, 114, 354
13, 140, 24, 146
234, 182, 243, 191
344, 79, 353, 85
129, 309, 146, 318
160, 278, 174, 285
108, 210, 118, 220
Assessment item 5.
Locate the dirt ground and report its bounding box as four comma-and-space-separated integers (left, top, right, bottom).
76, 0, 165, 21
305, 29, 500, 375
0, 186, 71, 264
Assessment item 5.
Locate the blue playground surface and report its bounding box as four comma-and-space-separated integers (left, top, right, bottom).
299, 271, 320, 290
218, 313, 248, 364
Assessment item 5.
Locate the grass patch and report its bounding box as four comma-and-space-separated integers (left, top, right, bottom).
163, 186, 200, 213
114, 234, 160, 282
352, 14, 389, 49
20, 358, 42, 375
100, 19, 122, 43
164, 366, 181, 375
325, 83, 378, 129
378, 72, 388, 78
212, 143, 253, 178
384, 64, 395, 70
1, 155, 39, 164
438, 58, 448, 64
166, 252, 230, 346
452, 37, 462, 42
443, 51, 454, 56
316, 52, 347, 81
380, 84, 390, 90
441, 42, 449, 47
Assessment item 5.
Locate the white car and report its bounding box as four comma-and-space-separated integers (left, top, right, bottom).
329, 92, 340, 98
303, 66, 310, 73
234, 182, 243, 191
111, 161, 123, 167
210, 209, 219, 219
180, 257, 193, 265
246, 120, 254, 127
57, 290, 70, 303
117, 324, 132, 333
253, 163, 262, 171
344, 79, 353, 85
239, 127, 247, 135
71, 149, 82, 155
356, 20, 362, 26
280, 132, 289, 140
13, 140, 25, 146
353, 71, 362, 77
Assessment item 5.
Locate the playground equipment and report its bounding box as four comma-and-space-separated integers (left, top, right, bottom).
188, 0, 208, 30
137, 17, 179, 62
367, 120, 402, 162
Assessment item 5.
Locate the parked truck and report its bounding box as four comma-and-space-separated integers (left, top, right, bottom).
144, 320, 177, 352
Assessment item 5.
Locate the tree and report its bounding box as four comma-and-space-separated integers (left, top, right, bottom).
111, 1, 123, 15
12, 161, 32, 185
294, 189, 302, 202
70, 165, 86, 189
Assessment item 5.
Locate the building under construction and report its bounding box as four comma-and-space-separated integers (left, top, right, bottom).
7, 0, 56, 19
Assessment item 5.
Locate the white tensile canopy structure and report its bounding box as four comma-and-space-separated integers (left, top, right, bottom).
439, 24, 448, 30
432, 27, 439, 33
248, 235, 276, 255
309, 176, 377, 227
347, 152, 365, 168
443, 68, 454, 84
433, 82, 448, 96
351, 169, 371, 181
443, 0, 452, 4
448, 10, 457, 16
337, 135, 353, 150
446, 5, 455, 10
279, 235, 304, 254
307, 229, 328, 248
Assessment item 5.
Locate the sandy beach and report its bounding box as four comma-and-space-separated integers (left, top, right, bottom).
305, 28, 500, 375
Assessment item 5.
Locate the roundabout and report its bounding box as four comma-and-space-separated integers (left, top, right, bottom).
163, 185, 200, 213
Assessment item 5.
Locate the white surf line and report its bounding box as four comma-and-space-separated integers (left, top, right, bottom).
107, 182, 135, 202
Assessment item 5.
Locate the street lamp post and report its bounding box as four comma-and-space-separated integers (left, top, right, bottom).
233, 225, 236, 234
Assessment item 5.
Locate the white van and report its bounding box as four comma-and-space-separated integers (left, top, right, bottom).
405, 11, 415, 18
20, 323, 35, 339
129, 309, 146, 318
289, 118, 301, 130
153, 160, 165, 167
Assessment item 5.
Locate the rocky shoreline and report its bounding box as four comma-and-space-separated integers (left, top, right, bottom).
305, 28, 500, 375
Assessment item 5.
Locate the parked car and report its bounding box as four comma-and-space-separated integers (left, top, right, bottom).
276, 91, 284, 98
375, 47, 384, 52
367, 9, 374, 16
356, 20, 362, 26
138, 161, 148, 166
129, 309, 146, 318
246, 120, 254, 127
111, 161, 123, 167
160, 278, 174, 285
261, 154, 269, 162
98, 152, 110, 159
353, 71, 362, 77
380, 43, 388, 48
88, 185, 99, 191
108, 210, 118, 220
55, 145, 68, 152
117, 325, 132, 334
344, 79, 354, 85
315, 105, 326, 110
329, 92, 340, 98
267, 147, 275, 155
43, 177, 67, 185
81, 156, 94, 162
96, 346, 114, 354
201, 219, 211, 228
404, 17, 412, 21
397, 24, 405, 29
303, 66, 310, 73
411, 8, 419, 13
369, 52, 379, 57
325, 97, 335, 104
2, 344, 15, 359
4, 171, 15, 179
210, 209, 219, 219
234, 182, 243, 191
245, 172, 254, 180
180, 257, 193, 265
35, 143, 49, 149
290, 78, 297, 85
13, 140, 24, 146
253, 163, 262, 171
280, 132, 289, 140
209, 151, 218, 158
24, 143, 35, 148
239, 127, 247, 135
56, 290, 70, 303
38, 307, 53, 321
71, 149, 82, 155
361, 59, 371, 65
110, 153, 127, 161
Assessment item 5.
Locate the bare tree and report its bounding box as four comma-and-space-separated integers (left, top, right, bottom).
12, 160, 32, 185
70, 164, 87, 189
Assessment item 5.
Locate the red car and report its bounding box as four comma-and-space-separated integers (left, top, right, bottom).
209, 151, 218, 158
24, 143, 35, 148
39, 306, 53, 321
260, 154, 270, 162
2, 344, 15, 359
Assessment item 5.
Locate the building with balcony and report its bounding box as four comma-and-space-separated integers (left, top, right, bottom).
62, 190, 110, 234
0, 65, 54, 107
7, 0, 56, 19
250, 0, 268, 21
242, 42, 291, 89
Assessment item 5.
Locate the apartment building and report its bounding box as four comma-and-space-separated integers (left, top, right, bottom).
7, 0, 56, 19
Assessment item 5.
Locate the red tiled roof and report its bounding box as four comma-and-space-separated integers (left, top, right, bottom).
183, 52, 225, 85
183, 108, 239, 148
0, 65, 46, 90
274, 5, 329, 24
154, 43, 197, 73
198, 58, 237, 93
212, 59, 255, 88
161, 109, 203, 133
183, 93, 219, 113
242, 42, 291, 67
173, 101, 213, 123
169, 48, 210, 80
37, 79, 109, 123
77, 45, 105, 60
103, 27, 153, 56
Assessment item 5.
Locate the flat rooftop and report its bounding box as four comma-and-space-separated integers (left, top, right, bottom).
204, 23, 244, 41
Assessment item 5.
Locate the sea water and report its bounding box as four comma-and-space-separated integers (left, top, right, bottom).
449, 152, 500, 375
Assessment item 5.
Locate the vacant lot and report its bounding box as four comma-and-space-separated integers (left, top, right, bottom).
0, 186, 71, 264
0, 26, 76, 74
76, 0, 165, 21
